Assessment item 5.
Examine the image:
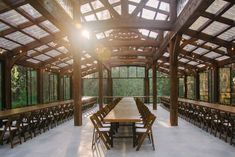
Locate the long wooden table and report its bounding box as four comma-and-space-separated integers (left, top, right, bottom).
104, 97, 141, 147
160, 96, 235, 114
0, 96, 96, 119
104, 97, 142, 123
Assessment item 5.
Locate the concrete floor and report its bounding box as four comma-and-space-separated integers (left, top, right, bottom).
0, 105, 234, 157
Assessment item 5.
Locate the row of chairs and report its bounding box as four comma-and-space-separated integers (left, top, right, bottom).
0, 103, 74, 148
90, 98, 121, 150
135, 98, 156, 151
178, 101, 235, 145
90, 98, 156, 151
160, 98, 235, 145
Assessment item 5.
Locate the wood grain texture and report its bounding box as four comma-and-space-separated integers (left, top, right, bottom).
0, 97, 96, 119
161, 96, 235, 114
104, 97, 142, 123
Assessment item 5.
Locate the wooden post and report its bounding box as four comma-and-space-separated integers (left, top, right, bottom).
107, 69, 113, 102
37, 68, 44, 104
184, 75, 188, 98
81, 78, 84, 96
69, 0, 83, 126
98, 62, 103, 109
57, 74, 63, 101
152, 62, 157, 110
70, 35, 82, 126
144, 68, 149, 103
169, 35, 181, 126
211, 67, 219, 103
195, 73, 200, 100
3, 59, 12, 109
70, 75, 73, 99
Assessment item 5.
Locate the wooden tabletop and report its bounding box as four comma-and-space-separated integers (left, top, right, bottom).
161, 96, 235, 114
104, 97, 142, 123
0, 97, 96, 119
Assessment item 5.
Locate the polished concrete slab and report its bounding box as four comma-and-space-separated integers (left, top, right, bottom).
0, 105, 234, 157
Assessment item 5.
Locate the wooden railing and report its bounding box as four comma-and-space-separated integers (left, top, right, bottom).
0, 97, 97, 119
160, 96, 235, 145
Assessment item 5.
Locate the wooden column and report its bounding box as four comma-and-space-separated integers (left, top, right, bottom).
70, 75, 73, 99
152, 62, 157, 110
3, 59, 12, 109
70, 0, 82, 126
211, 67, 219, 103
57, 74, 63, 101
144, 68, 149, 103
195, 73, 200, 100
98, 62, 103, 109
184, 75, 188, 98
107, 70, 113, 101
70, 35, 82, 126
81, 78, 84, 96
169, 35, 181, 126
37, 68, 44, 103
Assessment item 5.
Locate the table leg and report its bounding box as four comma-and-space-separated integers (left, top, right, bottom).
111, 122, 114, 147
132, 122, 136, 147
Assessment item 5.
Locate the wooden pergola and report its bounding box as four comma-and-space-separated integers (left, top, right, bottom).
0, 0, 234, 126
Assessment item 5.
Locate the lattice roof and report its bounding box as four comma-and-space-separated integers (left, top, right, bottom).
0, 0, 234, 76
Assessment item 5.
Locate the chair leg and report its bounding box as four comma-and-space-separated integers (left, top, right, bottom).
110, 131, 113, 148
100, 134, 110, 150
91, 128, 96, 148
136, 134, 147, 151
10, 132, 14, 148
150, 132, 155, 151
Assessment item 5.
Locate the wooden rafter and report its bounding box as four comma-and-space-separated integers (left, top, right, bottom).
153, 0, 215, 62
83, 18, 172, 31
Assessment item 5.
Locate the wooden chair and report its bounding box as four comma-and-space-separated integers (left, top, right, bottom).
229, 114, 235, 145
219, 112, 231, 142
29, 111, 41, 137
19, 113, 33, 142
40, 109, 50, 132
210, 109, 221, 137
0, 116, 22, 148
90, 114, 112, 150
202, 107, 212, 132
135, 113, 156, 151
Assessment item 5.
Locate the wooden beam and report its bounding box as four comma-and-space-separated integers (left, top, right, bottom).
169, 35, 181, 126
99, 0, 120, 18
112, 50, 153, 57
185, 29, 234, 48
110, 62, 146, 67
131, 0, 148, 17
170, 0, 177, 23
180, 49, 218, 66
202, 12, 234, 26
106, 58, 150, 64
71, 39, 82, 126
121, 0, 128, 16
3, 59, 12, 109
27, 0, 76, 33
98, 39, 159, 47
210, 67, 219, 103
83, 18, 172, 31
70, 0, 82, 126
153, 0, 214, 62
